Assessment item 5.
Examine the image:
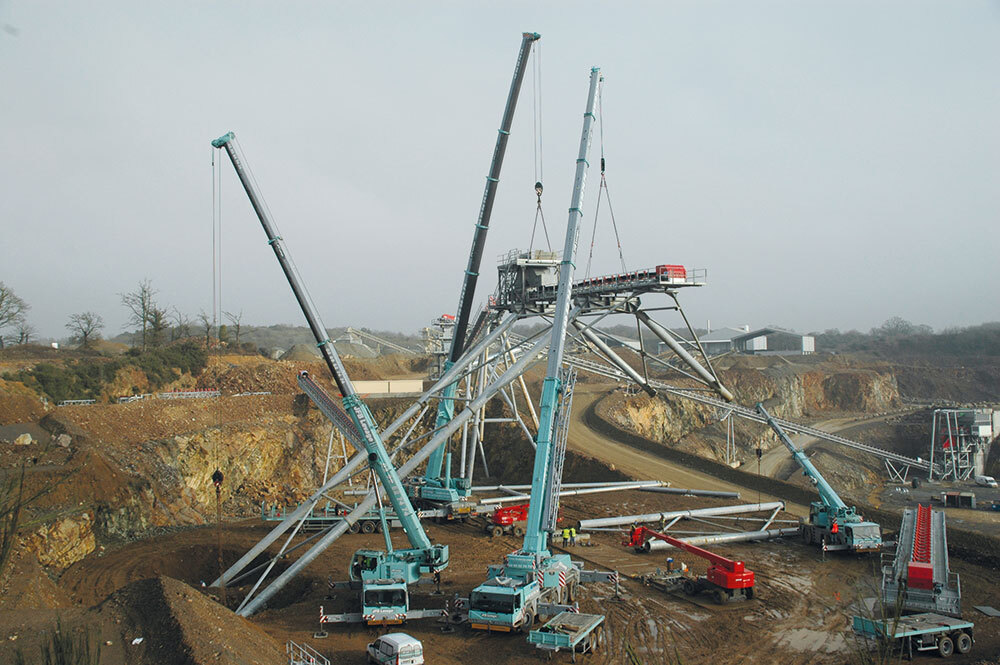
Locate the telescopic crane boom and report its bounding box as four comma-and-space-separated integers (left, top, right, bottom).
419, 32, 541, 505
756, 402, 882, 553
212, 131, 447, 620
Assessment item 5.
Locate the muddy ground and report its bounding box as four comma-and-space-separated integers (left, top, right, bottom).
8, 488, 996, 665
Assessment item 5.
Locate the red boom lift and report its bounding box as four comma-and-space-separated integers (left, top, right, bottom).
624, 526, 755, 604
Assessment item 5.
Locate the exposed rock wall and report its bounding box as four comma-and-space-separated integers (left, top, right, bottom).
602, 365, 901, 463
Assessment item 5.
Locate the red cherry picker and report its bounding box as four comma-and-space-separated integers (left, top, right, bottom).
624, 526, 755, 604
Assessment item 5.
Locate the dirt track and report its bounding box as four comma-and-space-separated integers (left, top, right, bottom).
568, 385, 808, 517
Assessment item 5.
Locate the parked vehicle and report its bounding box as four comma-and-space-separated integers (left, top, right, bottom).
366, 633, 423, 665
974, 475, 997, 488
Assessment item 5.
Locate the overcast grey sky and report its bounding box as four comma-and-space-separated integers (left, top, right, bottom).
2, 1, 997, 340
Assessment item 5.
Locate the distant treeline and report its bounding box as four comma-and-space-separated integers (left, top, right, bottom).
813, 318, 1000, 356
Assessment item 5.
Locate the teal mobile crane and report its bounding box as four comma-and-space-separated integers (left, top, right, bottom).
212, 131, 448, 624
412, 31, 541, 509
756, 403, 882, 552
467, 67, 617, 635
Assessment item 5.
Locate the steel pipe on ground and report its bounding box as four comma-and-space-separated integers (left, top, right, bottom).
472, 481, 665, 492
479, 480, 665, 505
577, 501, 785, 530
639, 486, 739, 499
643, 527, 799, 551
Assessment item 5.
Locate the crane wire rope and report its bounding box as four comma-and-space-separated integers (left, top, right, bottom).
584, 79, 627, 279
528, 44, 552, 253
211, 148, 226, 604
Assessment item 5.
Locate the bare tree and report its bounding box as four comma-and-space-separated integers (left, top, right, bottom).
170, 307, 192, 341
224, 310, 244, 348
120, 279, 157, 350
66, 312, 105, 348
0, 282, 29, 349
198, 310, 214, 348
15, 322, 36, 345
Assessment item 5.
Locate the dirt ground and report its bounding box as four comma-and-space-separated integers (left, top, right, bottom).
32, 487, 1000, 665
4, 358, 999, 665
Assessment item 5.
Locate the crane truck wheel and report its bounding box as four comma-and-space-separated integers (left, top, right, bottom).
566, 581, 577, 602
955, 631, 972, 654
348, 522, 361, 534
490, 525, 503, 538
513, 525, 525, 537
682, 579, 697, 596
361, 521, 376, 534
713, 589, 728, 605
744, 586, 754, 601
518, 611, 535, 633
937, 635, 954, 657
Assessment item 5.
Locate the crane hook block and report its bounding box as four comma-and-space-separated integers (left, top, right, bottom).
212, 469, 224, 487
211, 132, 235, 148
535, 181, 543, 197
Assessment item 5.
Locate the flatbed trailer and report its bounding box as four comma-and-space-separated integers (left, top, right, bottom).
529, 612, 604, 661
852, 612, 974, 658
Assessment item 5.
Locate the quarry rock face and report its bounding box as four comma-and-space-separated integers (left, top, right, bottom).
26, 512, 96, 569
604, 365, 901, 463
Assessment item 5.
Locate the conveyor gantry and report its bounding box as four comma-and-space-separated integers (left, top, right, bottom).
882, 504, 961, 617
494, 254, 705, 312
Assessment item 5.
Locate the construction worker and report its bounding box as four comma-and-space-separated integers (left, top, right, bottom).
562, 526, 571, 545
569, 526, 577, 547
831, 520, 839, 535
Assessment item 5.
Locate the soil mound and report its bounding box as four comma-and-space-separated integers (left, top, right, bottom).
279, 343, 320, 362
98, 576, 284, 665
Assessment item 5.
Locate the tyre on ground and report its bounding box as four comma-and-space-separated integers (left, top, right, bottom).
348, 522, 361, 534
490, 525, 503, 538
954, 631, 972, 654
361, 520, 376, 534
713, 589, 728, 605
513, 525, 525, 537
937, 635, 954, 657
682, 579, 697, 596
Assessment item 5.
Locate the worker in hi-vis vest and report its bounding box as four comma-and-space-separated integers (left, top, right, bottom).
562, 527, 571, 544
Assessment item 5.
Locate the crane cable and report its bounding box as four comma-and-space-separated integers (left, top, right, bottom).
585, 80, 627, 279
528, 44, 552, 253
211, 148, 226, 604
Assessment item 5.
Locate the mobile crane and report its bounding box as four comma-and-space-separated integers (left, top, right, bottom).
623, 526, 755, 604
212, 131, 448, 624
756, 403, 882, 553
467, 67, 617, 636
412, 31, 541, 509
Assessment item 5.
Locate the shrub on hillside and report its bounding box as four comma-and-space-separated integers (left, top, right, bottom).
3, 342, 208, 402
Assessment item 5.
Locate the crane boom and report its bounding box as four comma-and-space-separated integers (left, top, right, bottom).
424, 32, 541, 492
756, 403, 847, 510
756, 402, 881, 552
625, 526, 743, 572
522, 66, 601, 555
212, 132, 444, 564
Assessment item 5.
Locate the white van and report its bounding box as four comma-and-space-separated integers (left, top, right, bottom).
366, 633, 424, 665
975, 475, 998, 488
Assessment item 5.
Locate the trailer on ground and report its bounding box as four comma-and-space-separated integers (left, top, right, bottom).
528, 612, 604, 661
852, 612, 974, 659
